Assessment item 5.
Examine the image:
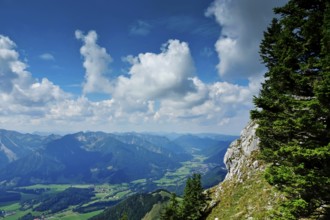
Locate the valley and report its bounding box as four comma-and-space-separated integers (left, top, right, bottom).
0, 129, 234, 219
0, 155, 223, 219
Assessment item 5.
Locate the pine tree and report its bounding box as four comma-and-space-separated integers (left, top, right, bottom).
251, 0, 330, 218
161, 173, 206, 220
119, 212, 128, 220
160, 193, 181, 220
181, 173, 206, 220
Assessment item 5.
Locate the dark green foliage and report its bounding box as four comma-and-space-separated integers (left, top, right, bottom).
0, 190, 21, 202
15, 187, 48, 195
252, 0, 330, 218
161, 173, 207, 220
119, 212, 128, 220
73, 200, 120, 213
18, 213, 35, 220
90, 191, 170, 220
160, 193, 180, 220
181, 174, 206, 220
33, 187, 94, 213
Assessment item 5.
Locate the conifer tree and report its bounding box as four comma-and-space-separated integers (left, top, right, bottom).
160, 193, 181, 220
181, 173, 206, 220
161, 173, 206, 220
119, 212, 128, 220
252, 0, 330, 219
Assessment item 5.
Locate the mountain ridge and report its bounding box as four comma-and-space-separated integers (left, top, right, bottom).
0, 129, 234, 188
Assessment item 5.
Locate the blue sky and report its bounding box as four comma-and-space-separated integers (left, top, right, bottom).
0, 0, 287, 134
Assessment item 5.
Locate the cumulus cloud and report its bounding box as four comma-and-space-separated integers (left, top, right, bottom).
115, 39, 196, 100
72, 30, 263, 133
0, 24, 266, 134
110, 38, 259, 132
73, 32, 259, 133
0, 35, 20, 93
75, 30, 113, 94
0, 35, 68, 112
206, 0, 287, 79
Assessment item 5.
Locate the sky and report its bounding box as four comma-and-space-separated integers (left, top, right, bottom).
0, 0, 287, 135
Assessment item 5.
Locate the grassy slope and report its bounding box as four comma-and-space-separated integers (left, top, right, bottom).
206, 151, 286, 220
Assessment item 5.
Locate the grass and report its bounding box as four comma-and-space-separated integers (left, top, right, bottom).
206, 164, 285, 220
0, 202, 20, 211
20, 184, 92, 192
0, 183, 132, 220
114, 189, 132, 198
50, 210, 102, 220
1, 210, 31, 220
0, 202, 43, 220
153, 154, 209, 188
142, 203, 165, 220
131, 179, 147, 184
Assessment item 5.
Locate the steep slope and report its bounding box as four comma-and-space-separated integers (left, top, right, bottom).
0, 129, 59, 168
206, 121, 285, 220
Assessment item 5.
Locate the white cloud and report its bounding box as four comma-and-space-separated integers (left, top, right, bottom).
0, 35, 26, 93
39, 53, 55, 61
75, 30, 113, 94
0, 35, 69, 111
0, 27, 265, 134
115, 39, 196, 100
206, 0, 287, 79
75, 33, 260, 133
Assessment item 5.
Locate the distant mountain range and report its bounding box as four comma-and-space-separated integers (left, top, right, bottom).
0, 129, 237, 187
0, 129, 60, 168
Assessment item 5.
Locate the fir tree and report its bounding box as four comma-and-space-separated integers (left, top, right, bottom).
160, 193, 181, 220
181, 173, 206, 220
119, 212, 128, 220
252, 0, 330, 218
161, 173, 206, 220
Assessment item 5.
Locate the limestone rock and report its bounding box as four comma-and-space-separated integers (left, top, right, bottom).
223, 121, 260, 182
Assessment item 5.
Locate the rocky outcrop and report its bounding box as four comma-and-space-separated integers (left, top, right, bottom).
223, 121, 260, 182
205, 121, 282, 220
209, 121, 262, 204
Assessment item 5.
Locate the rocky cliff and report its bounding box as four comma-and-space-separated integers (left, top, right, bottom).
206, 121, 285, 220
222, 121, 260, 182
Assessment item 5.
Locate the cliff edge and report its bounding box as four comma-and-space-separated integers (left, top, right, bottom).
205, 121, 285, 220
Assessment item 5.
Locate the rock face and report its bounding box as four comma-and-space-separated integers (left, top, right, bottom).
223, 121, 260, 182
207, 121, 261, 207
206, 121, 286, 220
